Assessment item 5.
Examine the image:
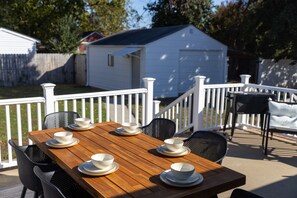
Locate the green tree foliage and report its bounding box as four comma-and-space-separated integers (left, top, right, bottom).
0, 0, 135, 52
146, 0, 212, 31
48, 15, 81, 53
210, 0, 297, 60
0, 0, 84, 52
81, 0, 132, 36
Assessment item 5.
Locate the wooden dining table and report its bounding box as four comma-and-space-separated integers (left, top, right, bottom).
29, 121, 246, 198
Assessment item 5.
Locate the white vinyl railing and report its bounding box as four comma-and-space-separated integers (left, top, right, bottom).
0, 78, 155, 169
1, 74, 296, 169
155, 74, 297, 133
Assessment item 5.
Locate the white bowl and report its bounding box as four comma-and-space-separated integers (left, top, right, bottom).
54, 132, 73, 144
122, 122, 138, 133
91, 153, 114, 169
170, 162, 195, 180
164, 138, 184, 152
75, 118, 91, 127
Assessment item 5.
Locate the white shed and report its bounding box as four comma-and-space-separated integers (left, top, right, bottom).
0, 27, 40, 54
87, 25, 227, 98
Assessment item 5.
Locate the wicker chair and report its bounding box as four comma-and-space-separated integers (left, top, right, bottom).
33, 166, 92, 198
43, 111, 80, 129
183, 131, 228, 164
8, 139, 57, 198
141, 118, 176, 141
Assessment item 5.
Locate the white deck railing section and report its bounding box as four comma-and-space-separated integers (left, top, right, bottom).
0, 78, 155, 169
1, 74, 296, 169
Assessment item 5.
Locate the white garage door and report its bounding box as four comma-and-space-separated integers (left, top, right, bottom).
178, 50, 223, 93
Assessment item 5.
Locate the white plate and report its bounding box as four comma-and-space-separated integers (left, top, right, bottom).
156, 146, 191, 157
159, 145, 188, 154
114, 127, 142, 136
46, 138, 79, 148
82, 160, 116, 173
78, 162, 119, 176
68, 123, 95, 131
160, 170, 203, 187
166, 170, 201, 184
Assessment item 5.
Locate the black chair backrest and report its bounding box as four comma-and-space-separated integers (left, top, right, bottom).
231, 188, 263, 198
234, 93, 275, 114
183, 131, 227, 164
141, 118, 176, 141
33, 166, 66, 198
8, 140, 44, 195
43, 111, 80, 129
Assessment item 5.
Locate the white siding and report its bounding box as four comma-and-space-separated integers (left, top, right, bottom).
258, 59, 297, 89
88, 46, 134, 90
144, 25, 227, 98
0, 29, 38, 54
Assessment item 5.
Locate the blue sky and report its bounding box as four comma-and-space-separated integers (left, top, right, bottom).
130, 0, 225, 28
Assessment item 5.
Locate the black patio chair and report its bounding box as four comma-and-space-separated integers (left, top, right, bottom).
230, 188, 263, 198
141, 118, 176, 141
263, 100, 297, 155
8, 139, 57, 198
43, 111, 80, 129
33, 166, 92, 198
183, 131, 228, 164
223, 92, 274, 140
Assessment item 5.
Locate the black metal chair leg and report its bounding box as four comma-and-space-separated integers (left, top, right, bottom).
20, 186, 27, 198
33, 192, 40, 198
230, 113, 238, 140
223, 109, 230, 134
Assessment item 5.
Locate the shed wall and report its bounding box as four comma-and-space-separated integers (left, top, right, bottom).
88, 46, 134, 90
144, 26, 227, 98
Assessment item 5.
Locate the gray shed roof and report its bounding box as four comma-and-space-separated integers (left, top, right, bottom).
90, 25, 190, 46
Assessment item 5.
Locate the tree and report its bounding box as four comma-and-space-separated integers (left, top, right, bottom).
0, 0, 85, 52
48, 15, 81, 53
146, 0, 212, 32
210, 0, 297, 60
80, 0, 133, 36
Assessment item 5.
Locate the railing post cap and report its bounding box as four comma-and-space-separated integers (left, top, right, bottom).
240, 74, 251, 78
41, 83, 56, 88
143, 77, 156, 82
195, 76, 206, 80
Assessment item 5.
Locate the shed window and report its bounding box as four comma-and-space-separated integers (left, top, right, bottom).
108, 54, 114, 67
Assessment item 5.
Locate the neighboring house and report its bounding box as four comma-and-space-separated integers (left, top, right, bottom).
0, 27, 40, 54
87, 24, 227, 98
78, 31, 104, 53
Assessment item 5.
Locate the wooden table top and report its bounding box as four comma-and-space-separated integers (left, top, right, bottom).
29, 122, 245, 198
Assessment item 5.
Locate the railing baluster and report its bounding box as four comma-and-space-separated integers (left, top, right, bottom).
6, 105, 12, 163
106, 96, 110, 122
16, 104, 22, 146
90, 98, 94, 123
113, 96, 117, 123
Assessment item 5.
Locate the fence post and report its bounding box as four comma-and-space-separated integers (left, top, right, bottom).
193, 76, 206, 131
239, 74, 251, 128
41, 83, 56, 115
143, 77, 155, 125
153, 100, 161, 117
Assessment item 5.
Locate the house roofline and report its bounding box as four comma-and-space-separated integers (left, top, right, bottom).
0, 27, 41, 43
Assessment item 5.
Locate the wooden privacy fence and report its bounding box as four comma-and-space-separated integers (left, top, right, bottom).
0, 53, 86, 86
